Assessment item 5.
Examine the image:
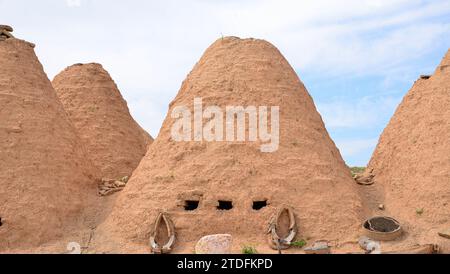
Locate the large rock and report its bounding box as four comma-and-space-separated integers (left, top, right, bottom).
195, 234, 233, 254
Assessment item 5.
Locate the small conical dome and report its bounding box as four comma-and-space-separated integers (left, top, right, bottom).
52, 63, 153, 180
0, 39, 98, 251
90, 37, 363, 253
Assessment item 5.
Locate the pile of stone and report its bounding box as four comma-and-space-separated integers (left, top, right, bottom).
354, 170, 375, 186
98, 176, 129, 196
0, 25, 14, 41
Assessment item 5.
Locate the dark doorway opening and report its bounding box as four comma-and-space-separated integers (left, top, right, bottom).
253, 200, 268, 210
184, 200, 199, 211
217, 201, 233, 210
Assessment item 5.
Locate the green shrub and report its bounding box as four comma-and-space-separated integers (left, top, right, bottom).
242, 245, 258, 254
350, 166, 366, 177
291, 239, 307, 248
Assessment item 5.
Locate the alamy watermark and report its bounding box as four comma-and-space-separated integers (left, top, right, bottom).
171, 98, 280, 153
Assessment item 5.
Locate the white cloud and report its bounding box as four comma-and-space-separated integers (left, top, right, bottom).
335, 138, 379, 158
4, 1, 447, 86
317, 96, 401, 129
1, 0, 449, 151
65, 0, 81, 8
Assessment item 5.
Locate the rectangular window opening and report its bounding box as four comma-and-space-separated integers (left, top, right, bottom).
253, 200, 268, 210
184, 200, 199, 211
217, 200, 233, 211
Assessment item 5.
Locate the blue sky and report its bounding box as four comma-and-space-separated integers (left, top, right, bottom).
1, 0, 449, 166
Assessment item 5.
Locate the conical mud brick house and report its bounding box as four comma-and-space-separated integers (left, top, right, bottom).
365, 49, 450, 252
90, 37, 363, 253
52, 64, 153, 181
0, 38, 98, 252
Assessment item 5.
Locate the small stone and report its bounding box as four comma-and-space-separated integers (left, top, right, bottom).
355, 173, 375, 186
378, 204, 385, 210
438, 228, 450, 239
358, 236, 371, 249
358, 236, 381, 254
0, 25, 13, 32
114, 180, 126, 187
416, 208, 424, 215
304, 241, 330, 254
195, 234, 233, 254
0, 30, 14, 39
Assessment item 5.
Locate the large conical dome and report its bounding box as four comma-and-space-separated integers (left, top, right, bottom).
366, 49, 450, 252
90, 37, 363, 253
52, 63, 153, 180
0, 39, 98, 251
